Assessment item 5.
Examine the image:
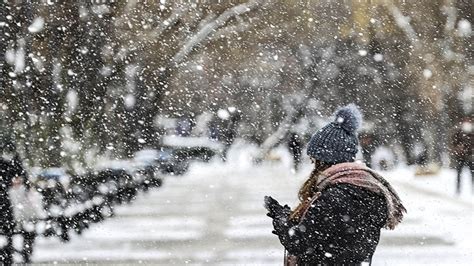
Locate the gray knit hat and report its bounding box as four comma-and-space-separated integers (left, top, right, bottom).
307, 104, 362, 164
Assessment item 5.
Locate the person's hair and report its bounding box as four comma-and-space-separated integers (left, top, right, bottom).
289, 160, 333, 221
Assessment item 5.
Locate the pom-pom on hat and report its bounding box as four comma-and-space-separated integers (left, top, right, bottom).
307, 104, 362, 164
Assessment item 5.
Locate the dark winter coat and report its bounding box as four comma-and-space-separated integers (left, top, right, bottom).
451, 126, 473, 163
0, 155, 26, 229
270, 162, 405, 265
288, 133, 303, 156
275, 184, 387, 265
0, 158, 16, 235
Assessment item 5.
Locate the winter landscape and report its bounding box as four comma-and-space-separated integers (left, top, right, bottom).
1, 0, 473, 265
32, 147, 474, 265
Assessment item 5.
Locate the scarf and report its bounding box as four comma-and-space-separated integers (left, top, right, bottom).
316, 162, 406, 229
284, 162, 406, 265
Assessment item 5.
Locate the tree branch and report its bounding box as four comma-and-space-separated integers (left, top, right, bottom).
116, 5, 189, 63
210, 20, 251, 41
441, 1, 464, 62
148, 6, 189, 39
172, 0, 262, 65
383, 1, 420, 50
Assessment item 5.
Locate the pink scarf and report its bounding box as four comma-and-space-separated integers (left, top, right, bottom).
317, 162, 406, 229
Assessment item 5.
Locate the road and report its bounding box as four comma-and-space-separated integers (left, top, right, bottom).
33, 162, 473, 265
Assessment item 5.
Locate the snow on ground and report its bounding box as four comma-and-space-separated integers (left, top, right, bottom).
375, 166, 473, 265
33, 143, 473, 265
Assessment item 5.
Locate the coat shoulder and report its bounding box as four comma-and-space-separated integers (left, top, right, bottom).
319, 183, 388, 227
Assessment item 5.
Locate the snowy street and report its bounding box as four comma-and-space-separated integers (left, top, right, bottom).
33, 150, 473, 265
2, 1, 472, 265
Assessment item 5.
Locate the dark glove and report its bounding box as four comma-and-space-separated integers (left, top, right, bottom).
272, 216, 291, 236
264, 196, 294, 237
264, 196, 290, 218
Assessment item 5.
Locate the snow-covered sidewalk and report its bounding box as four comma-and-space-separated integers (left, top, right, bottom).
32, 149, 473, 265
33, 160, 298, 264
375, 166, 473, 265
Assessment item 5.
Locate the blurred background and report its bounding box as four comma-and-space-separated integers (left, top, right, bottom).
0, 0, 472, 168
0, 0, 472, 264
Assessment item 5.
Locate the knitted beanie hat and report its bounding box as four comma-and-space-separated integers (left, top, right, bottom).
307, 104, 362, 164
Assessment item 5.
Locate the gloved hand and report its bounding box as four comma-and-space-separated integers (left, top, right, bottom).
264, 196, 293, 237
264, 196, 291, 219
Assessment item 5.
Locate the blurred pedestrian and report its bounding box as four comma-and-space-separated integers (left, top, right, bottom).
211, 107, 241, 161
9, 175, 45, 263
287, 132, 302, 172
413, 140, 429, 166
372, 145, 397, 171
450, 116, 473, 194
264, 104, 406, 265
359, 131, 377, 168
1, 142, 27, 265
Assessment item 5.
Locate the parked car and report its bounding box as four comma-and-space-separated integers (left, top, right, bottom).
134, 136, 224, 176
134, 148, 189, 176
161, 136, 224, 163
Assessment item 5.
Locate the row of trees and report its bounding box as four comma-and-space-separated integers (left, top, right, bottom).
1, 0, 472, 169
1, 0, 269, 168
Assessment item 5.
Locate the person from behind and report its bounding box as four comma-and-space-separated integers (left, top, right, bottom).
359, 131, 377, 168
450, 116, 473, 194
264, 104, 406, 265
1, 142, 27, 265
287, 132, 303, 172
